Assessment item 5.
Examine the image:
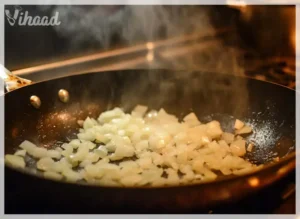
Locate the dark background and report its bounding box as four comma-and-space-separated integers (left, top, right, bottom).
5, 5, 295, 71
4, 5, 238, 70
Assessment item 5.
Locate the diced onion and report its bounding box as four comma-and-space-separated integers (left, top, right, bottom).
230, 140, 246, 157
183, 112, 201, 127
37, 157, 55, 171
5, 155, 25, 168
44, 171, 63, 181
94, 146, 108, 158
234, 119, 245, 130
62, 168, 83, 182
236, 125, 253, 135
247, 143, 254, 152
221, 132, 235, 144
47, 150, 61, 159
6, 106, 260, 186
132, 105, 148, 118
14, 149, 26, 157
31, 147, 48, 158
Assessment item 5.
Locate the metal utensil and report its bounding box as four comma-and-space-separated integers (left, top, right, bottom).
0, 64, 32, 92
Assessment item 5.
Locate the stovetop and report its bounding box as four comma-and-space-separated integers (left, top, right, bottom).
11, 28, 296, 214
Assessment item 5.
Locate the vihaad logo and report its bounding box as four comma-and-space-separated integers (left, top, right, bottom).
5, 6, 61, 26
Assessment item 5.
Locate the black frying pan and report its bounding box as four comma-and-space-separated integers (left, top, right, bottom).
5, 69, 296, 213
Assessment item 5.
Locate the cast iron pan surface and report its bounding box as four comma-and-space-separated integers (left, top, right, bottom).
5, 69, 295, 213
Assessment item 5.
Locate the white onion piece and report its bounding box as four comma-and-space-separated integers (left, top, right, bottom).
94, 146, 108, 158
200, 168, 218, 180
235, 126, 253, 135
111, 117, 130, 129
174, 132, 188, 145
77, 120, 84, 127
120, 174, 143, 186
140, 168, 163, 185
137, 157, 153, 169
44, 171, 63, 181
85, 152, 100, 163
30, 147, 48, 158
145, 110, 158, 123
135, 140, 148, 153
79, 160, 92, 168
177, 151, 188, 164
98, 164, 121, 180
69, 143, 89, 162
47, 150, 61, 159
83, 117, 97, 130
126, 124, 140, 137
69, 139, 81, 149
221, 155, 251, 170
98, 107, 124, 124
157, 108, 178, 123
192, 159, 205, 173
182, 170, 194, 182
165, 168, 180, 185
247, 143, 254, 152
62, 168, 82, 182
114, 144, 135, 158
61, 145, 73, 157
19, 141, 48, 158
77, 132, 95, 141
234, 119, 245, 130
187, 125, 211, 146
61, 143, 70, 150
19, 140, 36, 152
5, 155, 25, 168
37, 157, 55, 171
52, 158, 72, 173
232, 168, 254, 176
132, 105, 148, 118
230, 140, 246, 157
95, 157, 109, 165
163, 156, 178, 170
179, 164, 192, 174
151, 152, 163, 166
85, 141, 96, 150
183, 112, 201, 127
151, 178, 166, 187
148, 132, 171, 152
220, 168, 232, 175
206, 121, 223, 139
235, 135, 243, 140
95, 133, 111, 144
221, 132, 235, 144
85, 164, 104, 178
218, 140, 231, 152
98, 176, 120, 187
14, 149, 26, 157
55, 147, 63, 153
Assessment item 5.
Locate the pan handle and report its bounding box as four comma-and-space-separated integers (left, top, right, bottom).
0, 64, 32, 92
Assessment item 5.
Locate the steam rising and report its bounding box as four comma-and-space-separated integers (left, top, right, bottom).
48, 6, 248, 117
49, 6, 244, 74
52, 6, 212, 48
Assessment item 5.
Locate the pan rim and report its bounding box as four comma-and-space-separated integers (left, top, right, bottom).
3, 68, 298, 95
